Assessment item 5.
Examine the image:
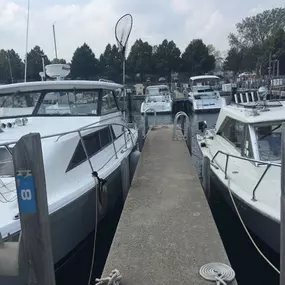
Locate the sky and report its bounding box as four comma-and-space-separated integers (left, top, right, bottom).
0, 0, 284, 62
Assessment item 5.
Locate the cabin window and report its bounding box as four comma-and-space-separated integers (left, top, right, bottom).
66, 126, 115, 171
101, 90, 119, 114
220, 118, 245, 150
243, 126, 254, 158
254, 123, 281, 161
0, 92, 41, 118
38, 90, 99, 115
99, 127, 112, 148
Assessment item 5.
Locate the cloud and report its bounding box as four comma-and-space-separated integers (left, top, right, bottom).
0, 0, 284, 62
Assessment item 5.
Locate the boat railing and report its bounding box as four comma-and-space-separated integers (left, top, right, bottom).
211, 150, 281, 201
0, 122, 136, 177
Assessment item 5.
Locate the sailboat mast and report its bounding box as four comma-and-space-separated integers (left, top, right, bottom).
24, 0, 30, 82
53, 23, 58, 60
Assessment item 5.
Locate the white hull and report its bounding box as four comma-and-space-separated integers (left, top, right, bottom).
189, 97, 225, 112
197, 137, 280, 253
0, 145, 137, 285
209, 163, 280, 253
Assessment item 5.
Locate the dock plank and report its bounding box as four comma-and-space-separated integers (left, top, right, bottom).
103, 125, 236, 284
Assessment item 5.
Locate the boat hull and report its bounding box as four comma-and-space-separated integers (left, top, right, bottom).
210, 168, 280, 253
0, 150, 135, 285
189, 96, 225, 112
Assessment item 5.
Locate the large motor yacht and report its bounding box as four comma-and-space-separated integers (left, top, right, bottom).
0, 64, 139, 285
188, 75, 226, 112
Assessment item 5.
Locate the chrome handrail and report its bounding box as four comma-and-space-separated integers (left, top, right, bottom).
172, 111, 189, 141
211, 150, 281, 201
0, 122, 136, 176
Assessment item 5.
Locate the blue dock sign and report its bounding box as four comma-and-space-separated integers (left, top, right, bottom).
16, 171, 37, 214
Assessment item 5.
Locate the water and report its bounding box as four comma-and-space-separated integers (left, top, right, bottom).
56, 104, 280, 285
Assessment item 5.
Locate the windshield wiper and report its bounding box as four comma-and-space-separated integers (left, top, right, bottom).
258, 124, 281, 141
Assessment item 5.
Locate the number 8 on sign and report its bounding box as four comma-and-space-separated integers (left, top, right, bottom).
21, 189, 32, 200
16, 172, 37, 214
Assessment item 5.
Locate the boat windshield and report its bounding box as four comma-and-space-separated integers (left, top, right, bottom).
0, 89, 106, 118
0, 92, 41, 118
254, 123, 281, 161
39, 90, 99, 115
191, 78, 220, 90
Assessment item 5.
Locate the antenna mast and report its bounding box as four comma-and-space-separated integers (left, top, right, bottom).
53, 23, 58, 60
24, 0, 30, 82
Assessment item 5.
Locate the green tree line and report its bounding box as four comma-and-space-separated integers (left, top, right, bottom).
0, 39, 215, 84
1, 7, 284, 83
224, 7, 285, 75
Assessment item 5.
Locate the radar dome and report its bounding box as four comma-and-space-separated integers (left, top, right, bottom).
45, 64, 70, 80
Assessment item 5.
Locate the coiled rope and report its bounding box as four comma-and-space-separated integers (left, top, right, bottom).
227, 177, 280, 274
95, 269, 122, 285
199, 262, 235, 285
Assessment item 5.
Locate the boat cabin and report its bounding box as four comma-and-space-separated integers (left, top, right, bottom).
214, 100, 283, 162
189, 75, 220, 91
145, 85, 171, 102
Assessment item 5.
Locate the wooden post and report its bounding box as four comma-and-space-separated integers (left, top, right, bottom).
281, 123, 285, 285
145, 114, 149, 136
121, 157, 130, 202
13, 133, 56, 285
187, 126, 192, 155
202, 156, 211, 200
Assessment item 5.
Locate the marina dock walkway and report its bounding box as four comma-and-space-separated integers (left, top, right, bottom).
103, 125, 236, 284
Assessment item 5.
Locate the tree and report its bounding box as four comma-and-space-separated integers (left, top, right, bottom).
181, 39, 215, 75
127, 39, 153, 81
223, 48, 243, 74
229, 8, 285, 48
268, 28, 285, 75
71, 43, 98, 79
228, 8, 285, 74
99, 44, 122, 82
207, 44, 221, 59
51, 58, 67, 64
152, 39, 181, 78
0, 49, 24, 83
26, 46, 50, 81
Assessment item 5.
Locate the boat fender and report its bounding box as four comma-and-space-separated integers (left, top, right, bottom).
92, 172, 108, 217
130, 150, 141, 182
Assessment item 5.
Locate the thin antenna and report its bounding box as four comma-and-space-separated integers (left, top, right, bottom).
24, 0, 30, 82
53, 23, 58, 60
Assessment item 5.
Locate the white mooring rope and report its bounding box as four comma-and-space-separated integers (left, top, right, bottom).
227, 178, 280, 274
200, 262, 235, 285
95, 269, 122, 285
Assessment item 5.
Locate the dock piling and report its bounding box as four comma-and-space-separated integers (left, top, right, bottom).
13, 133, 56, 285
121, 157, 130, 201
202, 156, 211, 199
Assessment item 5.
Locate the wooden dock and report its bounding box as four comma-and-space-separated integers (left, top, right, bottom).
102, 125, 236, 284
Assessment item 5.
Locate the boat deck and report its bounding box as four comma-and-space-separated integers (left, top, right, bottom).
102, 125, 236, 284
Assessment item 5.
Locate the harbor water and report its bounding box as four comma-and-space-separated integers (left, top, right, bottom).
55, 99, 280, 285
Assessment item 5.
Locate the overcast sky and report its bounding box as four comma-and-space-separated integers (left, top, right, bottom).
0, 0, 284, 61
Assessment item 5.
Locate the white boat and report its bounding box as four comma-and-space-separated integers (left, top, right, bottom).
197, 87, 282, 253
188, 75, 226, 112
140, 85, 172, 114
0, 65, 139, 284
